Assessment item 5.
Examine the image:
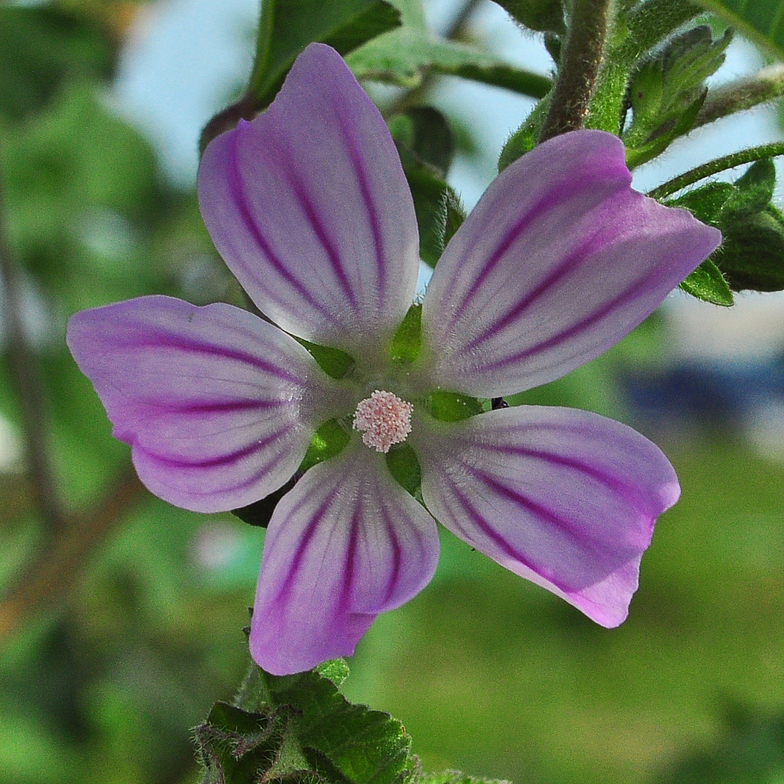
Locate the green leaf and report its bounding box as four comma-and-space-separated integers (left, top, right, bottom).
347, 27, 551, 97
492, 0, 565, 33
680, 259, 734, 305
196, 663, 415, 784
389, 110, 466, 266
414, 772, 511, 784
249, 0, 402, 111
722, 158, 776, 217
694, 0, 784, 61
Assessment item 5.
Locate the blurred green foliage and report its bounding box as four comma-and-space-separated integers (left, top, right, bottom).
1, 3, 784, 784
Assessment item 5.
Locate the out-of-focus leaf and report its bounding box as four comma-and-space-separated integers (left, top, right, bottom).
695, 0, 784, 61
415, 772, 511, 784
0, 6, 114, 122
715, 206, 784, 292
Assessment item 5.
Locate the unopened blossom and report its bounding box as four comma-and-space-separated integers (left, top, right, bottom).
67, 44, 721, 675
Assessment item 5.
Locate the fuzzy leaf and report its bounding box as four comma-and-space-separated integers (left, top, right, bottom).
680, 259, 734, 305
197, 664, 415, 784
347, 26, 551, 96
492, 0, 565, 33
248, 0, 402, 110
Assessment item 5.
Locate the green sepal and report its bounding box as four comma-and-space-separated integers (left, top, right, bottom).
715, 206, 784, 292
386, 444, 422, 496
195, 661, 415, 784
295, 337, 355, 379
667, 160, 784, 294
390, 304, 423, 363
428, 391, 484, 422
230, 418, 352, 529
491, 0, 565, 34
299, 420, 351, 473
667, 181, 734, 224
623, 26, 731, 166
722, 158, 776, 219
389, 109, 466, 266
231, 475, 298, 529
497, 97, 548, 171
680, 259, 733, 306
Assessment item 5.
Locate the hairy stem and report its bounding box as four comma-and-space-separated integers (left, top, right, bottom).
539, 0, 612, 141
648, 140, 784, 199
695, 64, 784, 128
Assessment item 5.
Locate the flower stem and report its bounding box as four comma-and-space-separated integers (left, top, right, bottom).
539, 0, 611, 142
695, 64, 784, 129
647, 141, 784, 200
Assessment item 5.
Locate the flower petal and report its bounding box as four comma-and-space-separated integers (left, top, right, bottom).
411, 406, 679, 626
67, 295, 345, 513
198, 43, 419, 357
420, 130, 722, 397
249, 440, 439, 675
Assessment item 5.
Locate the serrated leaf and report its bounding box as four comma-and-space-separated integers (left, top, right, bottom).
414, 772, 511, 784
695, 0, 784, 61
208, 664, 415, 784
248, 0, 402, 111
347, 27, 551, 97
680, 259, 734, 305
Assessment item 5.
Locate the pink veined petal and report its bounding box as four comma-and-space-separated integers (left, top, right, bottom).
419, 130, 722, 398
410, 406, 680, 627
66, 295, 346, 513
198, 43, 420, 357
249, 440, 439, 675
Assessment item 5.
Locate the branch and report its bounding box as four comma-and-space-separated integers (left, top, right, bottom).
0, 140, 67, 536
0, 465, 146, 643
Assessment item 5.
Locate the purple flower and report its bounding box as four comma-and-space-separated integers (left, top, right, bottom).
67, 43, 721, 675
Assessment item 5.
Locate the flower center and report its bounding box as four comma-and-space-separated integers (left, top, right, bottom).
353, 390, 414, 453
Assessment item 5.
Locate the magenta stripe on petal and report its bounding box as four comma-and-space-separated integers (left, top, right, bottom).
198, 43, 420, 356
249, 440, 439, 675
67, 295, 347, 512
419, 130, 722, 398
411, 406, 679, 626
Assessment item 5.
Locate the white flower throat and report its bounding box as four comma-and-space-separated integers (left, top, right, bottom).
353, 390, 414, 453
